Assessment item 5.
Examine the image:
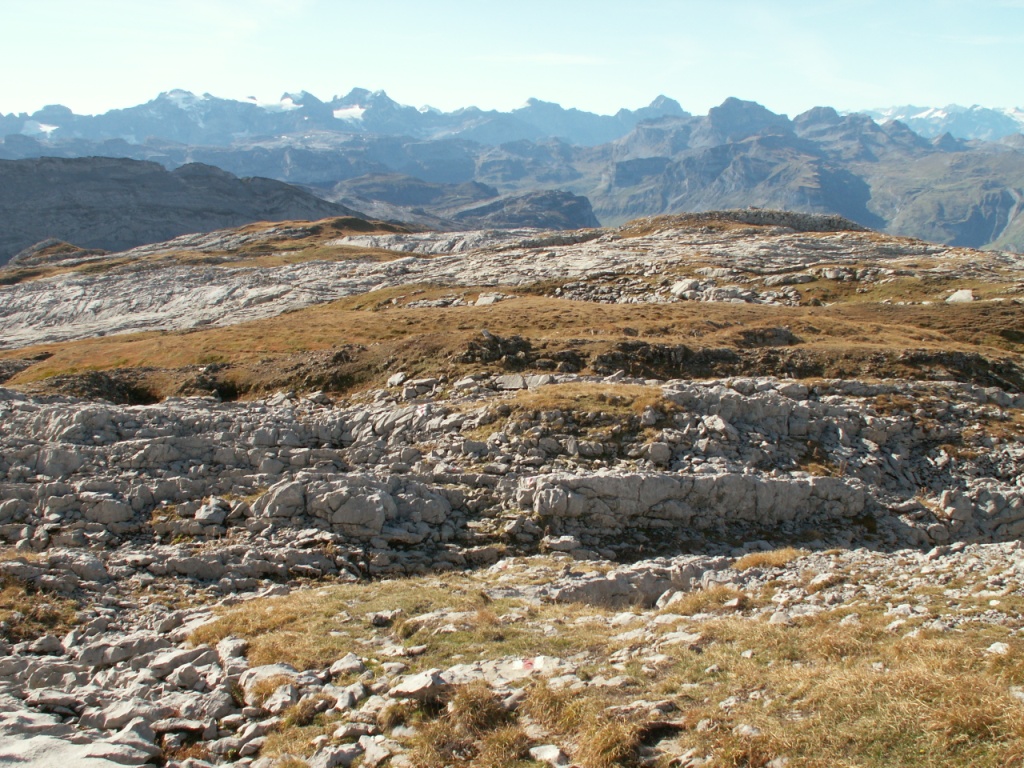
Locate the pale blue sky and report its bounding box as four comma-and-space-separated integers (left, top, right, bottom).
2, 0, 1021, 117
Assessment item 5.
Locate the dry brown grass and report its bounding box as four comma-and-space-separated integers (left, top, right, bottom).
411, 717, 477, 767
614, 213, 773, 238
521, 682, 643, 768
0, 573, 79, 643
280, 695, 333, 728
573, 716, 644, 768
189, 579, 481, 669
182, 559, 1024, 767
247, 674, 294, 707
412, 680, 635, 768
448, 682, 515, 736
661, 584, 754, 616
0, 216, 415, 286
648, 612, 1024, 768
268, 759, 308, 768
733, 547, 807, 571
260, 718, 338, 762
4, 285, 1021, 400
475, 725, 532, 768
378, 698, 420, 731
189, 569, 630, 676
520, 682, 584, 733
506, 382, 675, 418
410, 685, 523, 767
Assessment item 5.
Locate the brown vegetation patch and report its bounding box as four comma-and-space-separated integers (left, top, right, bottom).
0, 573, 79, 643
3, 292, 1022, 400
733, 547, 807, 571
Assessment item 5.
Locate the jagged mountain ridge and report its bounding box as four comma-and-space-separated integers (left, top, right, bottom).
1, 88, 688, 148
4, 93, 1024, 251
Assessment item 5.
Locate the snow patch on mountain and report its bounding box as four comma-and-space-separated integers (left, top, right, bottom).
247, 95, 303, 112
863, 103, 1024, 140
333, 106, 366, 121
20, 121, 57, 137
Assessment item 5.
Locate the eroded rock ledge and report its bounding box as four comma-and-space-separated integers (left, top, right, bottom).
2, 372, 1022, 574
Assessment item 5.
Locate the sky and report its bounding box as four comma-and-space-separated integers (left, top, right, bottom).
1, 0, 1022, 117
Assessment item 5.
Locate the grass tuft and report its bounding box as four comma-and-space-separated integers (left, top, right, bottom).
477, 724, 531, 768
734, 547, 807, 571
281, 695, 331, 728
574, 716, 644, 768
447, 682, 514, 736
248, 675, 293, 707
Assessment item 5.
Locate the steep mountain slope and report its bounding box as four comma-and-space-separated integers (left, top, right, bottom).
0, 157, 365, 264
313, 174, 599, 230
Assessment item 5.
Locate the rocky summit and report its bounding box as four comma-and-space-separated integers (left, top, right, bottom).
0, 210, 1023, 767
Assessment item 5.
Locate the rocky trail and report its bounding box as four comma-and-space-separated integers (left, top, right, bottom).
1, 211, 1023, 767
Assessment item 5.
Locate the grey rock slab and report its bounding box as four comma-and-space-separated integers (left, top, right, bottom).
529, 745, 570, 766
308, 743, 365, 768
263, 683, 299, 714
946, 288, 975, 303
239, 663, 300, 705
25, 688, 82, 710
146, 647, 213, 678
90, 698, 177, 730
330, 653, 366, 677
78, 632, 171, 668
387, 668, 451, 701
494, 374, 527, 390
0, 734, 128, 767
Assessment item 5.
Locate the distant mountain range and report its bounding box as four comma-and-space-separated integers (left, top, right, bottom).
2, 90, 1024, 252
1, 89, 688, 148
862, 105, 1024, 141
3, 89, 1020, 149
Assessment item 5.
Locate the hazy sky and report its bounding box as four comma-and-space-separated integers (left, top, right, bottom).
2, 0, 1022, 117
